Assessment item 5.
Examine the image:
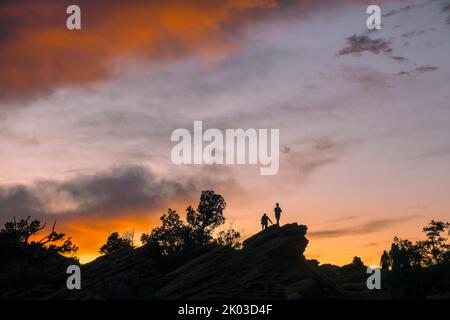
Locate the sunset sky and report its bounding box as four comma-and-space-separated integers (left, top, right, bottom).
1, 0, 450, 265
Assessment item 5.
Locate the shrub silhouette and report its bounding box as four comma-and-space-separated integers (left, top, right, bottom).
99, 231, 134, 255
216, 227, 242, 249
187, 190, 226, 245
352, 256, 365, 267
0, 216, 78, 262
141, 190, 241, 255
418, 220, 450, 266
141, 209, 190, 256
387, 220, 449, 271
384, 220, 450, 298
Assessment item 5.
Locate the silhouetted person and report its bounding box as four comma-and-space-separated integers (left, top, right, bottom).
261, 213, 272, 230
274, 202, 282, 226
380, 250, 389, 270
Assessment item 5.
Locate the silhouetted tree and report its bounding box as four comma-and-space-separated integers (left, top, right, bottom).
141, 190, 240, 256
141, 209, 191, 256
417, 220, 450, 266
216, 228, 242, 249
122, 230, 136, 247
385, 220, 450, 298
0, 216, 78, 255
99, 232, 134, 255
388, 220, 449, 271
389, 237, 422, 272
187, 190, 226, 245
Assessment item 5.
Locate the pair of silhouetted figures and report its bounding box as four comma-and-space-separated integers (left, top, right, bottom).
261, 203, 282, 230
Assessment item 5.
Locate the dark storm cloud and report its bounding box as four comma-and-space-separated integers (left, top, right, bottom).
309, 216, 421, 239
337, 34, 392, 56
56, 166, 193, 215
0, 166, 197, 224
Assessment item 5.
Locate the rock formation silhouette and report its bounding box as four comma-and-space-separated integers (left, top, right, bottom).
1, 221, 448, 299
0, 223, 380, 299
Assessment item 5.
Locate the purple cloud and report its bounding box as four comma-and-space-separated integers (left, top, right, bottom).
338, 34, 392, 56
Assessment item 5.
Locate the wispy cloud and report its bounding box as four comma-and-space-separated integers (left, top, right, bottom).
415, 65, 439, 73
383, 0, 435, 18
413, 145, 450, 158
283, 137, 350, 183
325, 215, 359, 224
390, 55, 408, 62
401, 30, 425, 38
309, 216, 421, 239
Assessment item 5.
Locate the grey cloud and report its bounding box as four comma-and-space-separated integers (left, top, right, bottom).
396, 65, 438, 77
390, 56, 408, 62
416, 65, 438, 73
56, 166, 192, 216
0, 166, 198, 224
0, 186, 47, 220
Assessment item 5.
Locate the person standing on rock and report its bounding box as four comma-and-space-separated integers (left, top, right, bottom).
261, 213, 272, 230
274, 202, 282, 226
380, 250, 390, 270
